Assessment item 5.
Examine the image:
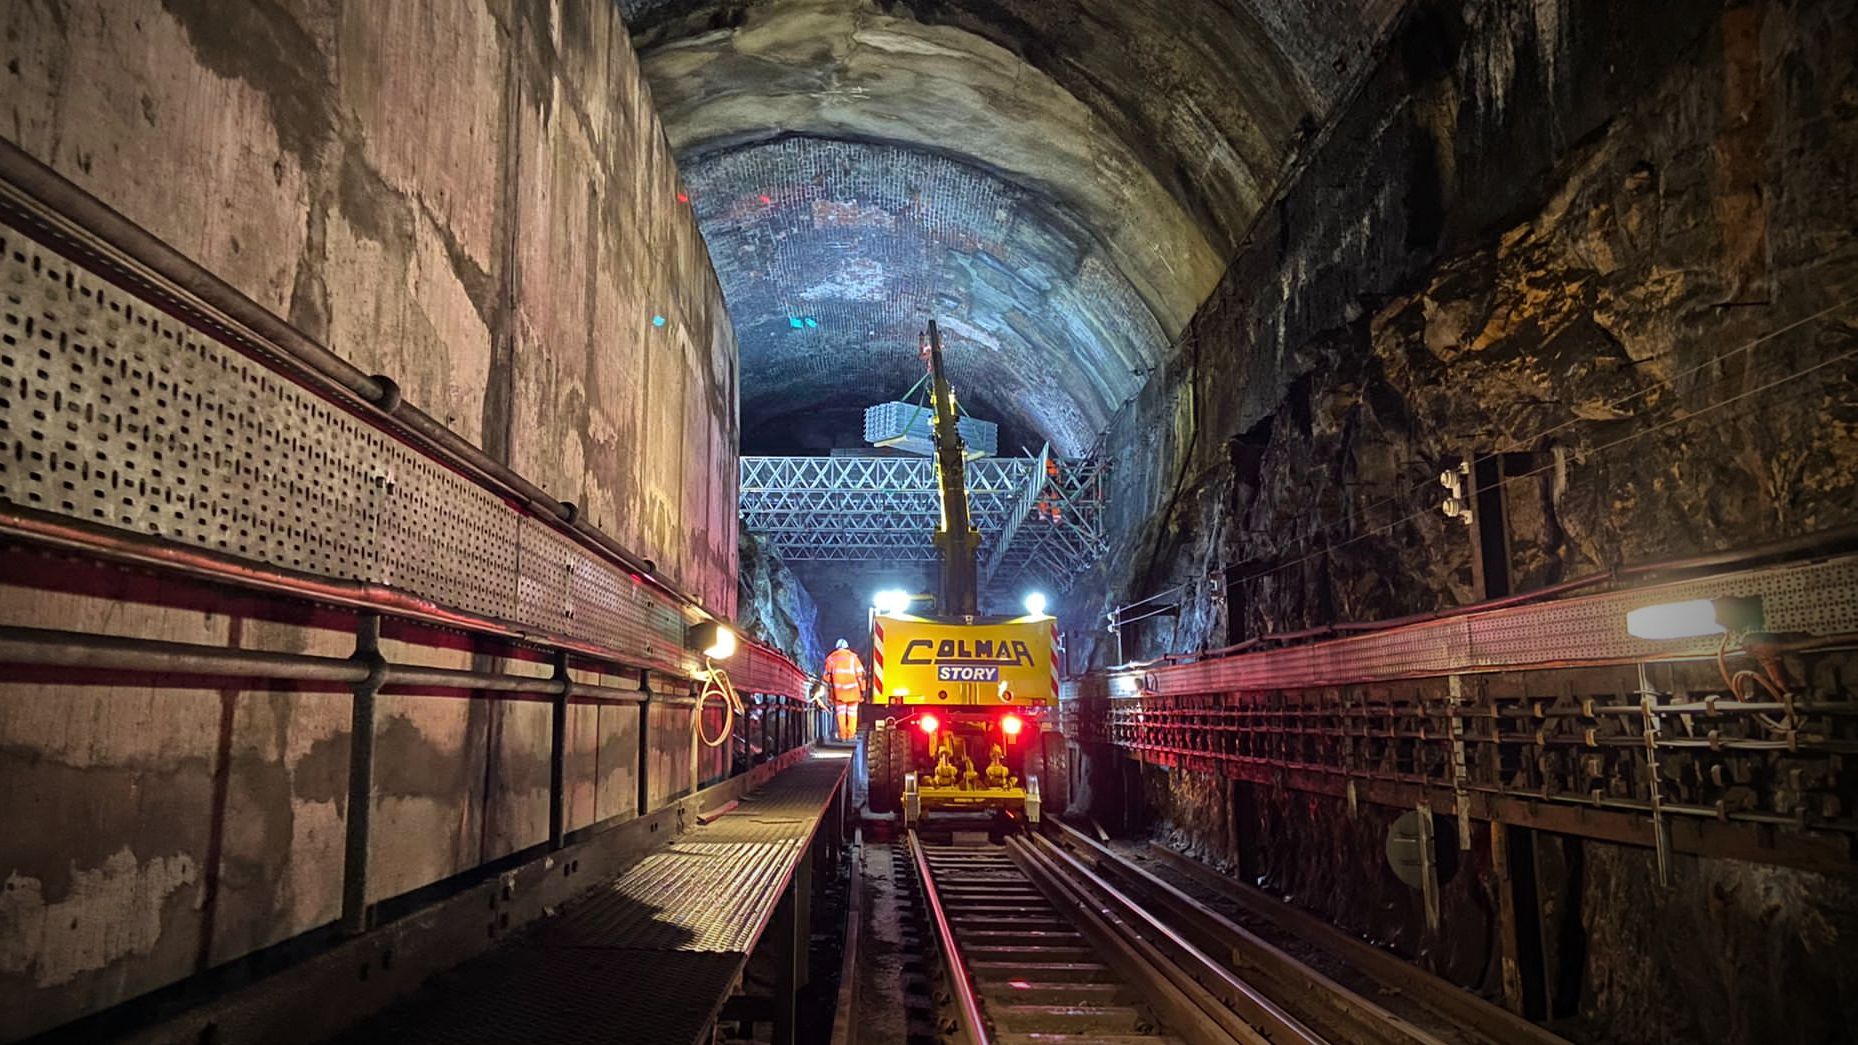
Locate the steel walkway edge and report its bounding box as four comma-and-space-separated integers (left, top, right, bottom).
327, 756, 849, 1045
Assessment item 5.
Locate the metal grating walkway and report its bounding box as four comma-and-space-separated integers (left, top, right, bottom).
328, 757, 848, 1045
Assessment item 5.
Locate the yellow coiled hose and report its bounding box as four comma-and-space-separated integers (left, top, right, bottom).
694, 657, 745, 748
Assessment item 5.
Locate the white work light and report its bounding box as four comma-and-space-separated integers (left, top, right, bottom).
1023, 592, 1049, 616
691, 620, 737, 660
873, 589, 913, 614
1625, 596, 1763, 641
1625, 600, 1722, 640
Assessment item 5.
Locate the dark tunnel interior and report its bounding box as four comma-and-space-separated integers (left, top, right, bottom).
1, 2, 1856, 1044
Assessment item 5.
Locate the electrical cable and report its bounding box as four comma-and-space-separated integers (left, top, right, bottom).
1231, 294, 1858, 587
1227, 337, 1858, 595
694, 657, 744, 748
1353, 294, 1858, 551
1716, 633, 1794, 734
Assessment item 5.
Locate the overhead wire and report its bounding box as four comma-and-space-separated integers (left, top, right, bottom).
1226, 334, 1858, 594
1267, 293, 1858, 572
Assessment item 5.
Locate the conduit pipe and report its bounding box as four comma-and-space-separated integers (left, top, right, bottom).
0, 506, 686, 678
0, 625, 371, 682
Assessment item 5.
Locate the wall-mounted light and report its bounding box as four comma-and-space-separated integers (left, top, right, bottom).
1625, 595, 1765, 640
689, 620, 737, 660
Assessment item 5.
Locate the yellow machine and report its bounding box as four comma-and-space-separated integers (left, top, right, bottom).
862, 321, 1057, 824
868, 611, 1056, 820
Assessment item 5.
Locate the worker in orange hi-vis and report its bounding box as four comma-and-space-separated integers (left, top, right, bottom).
821, 638, 869, 741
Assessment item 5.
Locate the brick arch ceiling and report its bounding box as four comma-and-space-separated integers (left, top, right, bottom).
625, 0, 1404, 453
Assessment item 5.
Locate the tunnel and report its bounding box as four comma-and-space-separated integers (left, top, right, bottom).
1, 2, 1856, 1044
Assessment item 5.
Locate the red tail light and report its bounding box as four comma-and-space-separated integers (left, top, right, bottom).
1000, 713, 1024, 737
919, 713, 940, 734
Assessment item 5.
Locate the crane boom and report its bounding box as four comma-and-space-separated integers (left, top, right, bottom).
926, 320, 980, 616
863, 321, 1054, 826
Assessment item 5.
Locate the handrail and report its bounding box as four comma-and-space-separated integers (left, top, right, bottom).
1, 504, 807, 697
980, 444, 1048, 587
908, 830, 990, 1045
0, 624, 649, 704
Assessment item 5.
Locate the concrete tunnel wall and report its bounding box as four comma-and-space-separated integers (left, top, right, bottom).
0, 0, 740, 1038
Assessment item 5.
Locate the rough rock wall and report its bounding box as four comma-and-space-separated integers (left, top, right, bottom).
0, 0, 731, 1037
1568, 844, 1858, 1045
737, 528, 825, 675
1077, 0, 1858, 666
1086, 1, 1858, 1042
791, 559, 937, 675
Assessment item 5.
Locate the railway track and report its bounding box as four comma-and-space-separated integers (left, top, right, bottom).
876, 821, 1573, 1045
911, 827, 1319, 1045
1119, 837, 1574, 1045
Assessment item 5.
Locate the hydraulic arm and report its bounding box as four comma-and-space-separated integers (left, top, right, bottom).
927, 320, 981, 617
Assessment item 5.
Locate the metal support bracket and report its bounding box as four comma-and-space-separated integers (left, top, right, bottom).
341, 614, 387, 935
1448, 675, 1473, 851
1638, 663, 1672, 885
549, 650, 570, 850
1417, 801, 1441, 934
637, 670, 654, 817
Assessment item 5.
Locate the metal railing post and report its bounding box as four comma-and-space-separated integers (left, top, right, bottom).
549, 651, 570, 849
637, 670, 653, 816
690, 681, 701, 796
341, 613, 386, 935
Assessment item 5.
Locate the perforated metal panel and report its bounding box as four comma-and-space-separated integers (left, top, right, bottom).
1, 227, 382, 576
0, 216, 715, 679
732, 638, 808, 695
518, 519, 691, 671
1467, 556, 1858, 666
380, 458, 519, 619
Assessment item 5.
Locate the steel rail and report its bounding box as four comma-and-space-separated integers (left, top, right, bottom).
1000, 838, 1236, 1044
907, 830, 991, 1045
1135, 841, 1573, 1045
1011, 834, 1323, 1045
1047, 820, 1563, 1045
